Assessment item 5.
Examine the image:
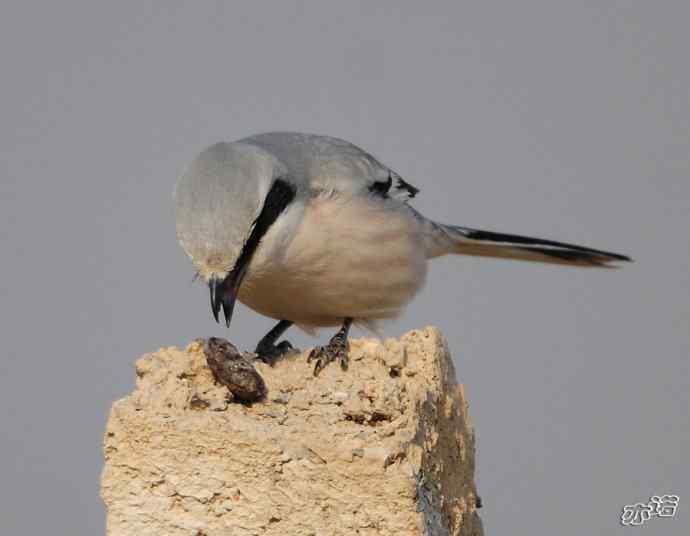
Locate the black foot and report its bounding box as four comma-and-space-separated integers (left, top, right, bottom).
255, 339, 299, 366
307, 332, 349, 376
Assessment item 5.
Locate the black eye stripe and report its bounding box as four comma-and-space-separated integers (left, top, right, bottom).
229, 178, 296, 280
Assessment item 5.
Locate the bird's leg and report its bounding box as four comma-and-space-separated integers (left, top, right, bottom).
254, 320, 298, 365
308, 318, 353, 376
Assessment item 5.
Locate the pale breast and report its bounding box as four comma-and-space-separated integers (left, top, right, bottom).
238, 194, 428, 328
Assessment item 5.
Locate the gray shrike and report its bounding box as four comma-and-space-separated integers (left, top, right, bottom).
174, 132, 630, 374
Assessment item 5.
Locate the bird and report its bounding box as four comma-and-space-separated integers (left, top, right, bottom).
174, 132, 630, 375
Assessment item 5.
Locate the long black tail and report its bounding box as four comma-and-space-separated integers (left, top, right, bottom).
423, 219, 631, 267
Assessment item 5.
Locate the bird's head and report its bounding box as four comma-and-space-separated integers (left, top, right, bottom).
174, 142, 295, 327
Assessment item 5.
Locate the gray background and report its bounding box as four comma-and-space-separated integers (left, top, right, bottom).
1, 1, 688, 534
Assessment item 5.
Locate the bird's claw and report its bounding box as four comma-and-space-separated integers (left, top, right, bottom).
307, 334, 349, 376
254, 339, 299, 366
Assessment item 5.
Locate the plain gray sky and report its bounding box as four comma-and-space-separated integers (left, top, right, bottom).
1, 1, 688, 534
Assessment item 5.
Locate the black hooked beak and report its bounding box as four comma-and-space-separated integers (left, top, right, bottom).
209, 265, 248, 328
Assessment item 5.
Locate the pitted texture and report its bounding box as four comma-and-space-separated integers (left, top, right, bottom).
101, 327, 483, 536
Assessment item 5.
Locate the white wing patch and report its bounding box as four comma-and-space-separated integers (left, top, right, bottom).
369, 170, 420, 202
